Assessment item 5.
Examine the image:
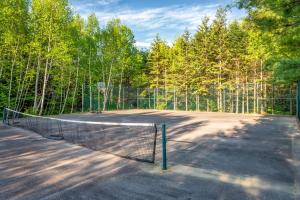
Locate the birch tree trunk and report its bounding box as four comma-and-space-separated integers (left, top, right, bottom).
16, 52, 31, 111
206, 98, 209, 112
117, 66, 124, 109
264, 82, 267, 113
59, 70, 64, 112
103, 60, 113, 111
33, 52, 41, 113
82, 82, 84, 112
61, 71, 72, 114
223, 89, 226, 112
260, 60, 264, 113
246, 82, 249, 113
8, 39, 19, 108
39, 49, 51, 115
236, 70, 239, 114
71, 58, 79, 113
185, 86, 188, 111
0, 51, 3, 79
242, 83, 245, 114
88, 48, 92, 112
19, 80, 31, 112
218, 64, 223, 112
231, 89, 234, 113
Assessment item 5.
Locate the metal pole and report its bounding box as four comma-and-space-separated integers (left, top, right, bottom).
97, 90, 101, 113
137, 88, 139, 109
148, 89, 151, 109
2, 108, 6, 124
296, 81, 300, 119
82, 84, 84, 112
154, 88, 156, 109
162, 123, 167, 170
122, 87, 125, 110
272, 84, 274, 115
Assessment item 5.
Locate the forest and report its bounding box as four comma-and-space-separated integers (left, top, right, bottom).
0, 0, 299, 115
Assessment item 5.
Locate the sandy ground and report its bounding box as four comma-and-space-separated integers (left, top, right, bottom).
1, 110, 300, 200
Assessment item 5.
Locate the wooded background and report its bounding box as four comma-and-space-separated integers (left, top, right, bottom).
0, 0, 299, 115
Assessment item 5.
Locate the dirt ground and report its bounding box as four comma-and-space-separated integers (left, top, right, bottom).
1, 110, 300, 200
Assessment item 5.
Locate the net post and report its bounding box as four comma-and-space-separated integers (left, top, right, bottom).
162, 123, 167, 170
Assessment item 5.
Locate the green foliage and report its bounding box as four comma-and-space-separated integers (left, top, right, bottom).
0, 0, 296, 115
0, 0, 144, 114
236, 0, 300, 82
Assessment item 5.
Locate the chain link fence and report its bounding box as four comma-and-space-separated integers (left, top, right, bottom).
82, 82, 297, 115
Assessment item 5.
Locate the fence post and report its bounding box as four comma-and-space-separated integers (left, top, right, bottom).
137, 88, 139, 109
296, 80, 300, 120
272, 84, 275, 115
2, 108, 6, 124
290, 85, 293, 115
122, 87, 125, 110
154, 88, 156, 109
162, 123, 167, 170
148, 89, 151, 109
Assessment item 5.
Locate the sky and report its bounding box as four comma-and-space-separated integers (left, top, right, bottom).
69, 0, 247, 48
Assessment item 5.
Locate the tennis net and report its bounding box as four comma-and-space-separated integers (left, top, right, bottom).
3, 108, 158, 163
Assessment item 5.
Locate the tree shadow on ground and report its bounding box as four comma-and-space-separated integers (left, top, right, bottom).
0, 112, 298, 200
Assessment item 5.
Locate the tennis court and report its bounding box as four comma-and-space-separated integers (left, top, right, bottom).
1, 110, 300, 200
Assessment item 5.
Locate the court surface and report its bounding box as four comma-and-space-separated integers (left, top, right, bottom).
1, 110, 300, 200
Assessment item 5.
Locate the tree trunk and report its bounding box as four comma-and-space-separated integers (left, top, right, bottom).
153, 88, 156, 109
16, 52, 31, 111
185, 86, 188, 111
137, 88, 139, 109
8, 39, 19, 108
33, 52, 41, 113
71, 58, 79, 113
39, 12, 53, 115
98, 90, 101, 112
148, 89, 151, 109
231, 89, 234, 113
206, 98, 209, 112
103, 60, 113, 111
260, 60, 264, 113
59, 70, 64, 112
242, 83, 245, 114
117, 66, 124, 109
264, 82, 267, 113
217, 64, 222, 112
223, 89, 226, 112
197, 95, 200, 111
39, 56, 50, 115
61, 71, 72, 114
0, 52, 3, 79
19, 80, 31, 112
236, 71, 239, 114
82, 82, 84, 112
122, 87, 125, 110
88, 48, 92, 112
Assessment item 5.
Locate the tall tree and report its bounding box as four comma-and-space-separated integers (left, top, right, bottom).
237, 0, 300, 82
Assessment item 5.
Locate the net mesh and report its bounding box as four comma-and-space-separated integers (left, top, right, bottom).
3, 108, 158, 163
